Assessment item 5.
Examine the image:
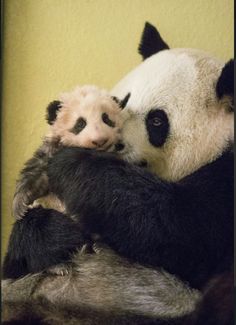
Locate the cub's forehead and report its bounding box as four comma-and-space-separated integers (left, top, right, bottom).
111, 48, 224, 114
59, 86, 119, 115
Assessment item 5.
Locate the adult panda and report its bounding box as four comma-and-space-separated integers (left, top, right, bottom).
2, 23, 234, 324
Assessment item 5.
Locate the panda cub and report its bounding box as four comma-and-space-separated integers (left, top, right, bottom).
13, 85, 129, 220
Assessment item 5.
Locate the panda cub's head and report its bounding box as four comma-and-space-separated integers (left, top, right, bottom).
46, 85, 128, 151
112, 23, 234, 181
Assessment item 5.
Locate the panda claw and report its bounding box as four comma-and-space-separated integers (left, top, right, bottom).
92, 243, 111, 254
47, 264, 71, 276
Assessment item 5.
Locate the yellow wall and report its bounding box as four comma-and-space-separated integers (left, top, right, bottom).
2, 0, 234, 256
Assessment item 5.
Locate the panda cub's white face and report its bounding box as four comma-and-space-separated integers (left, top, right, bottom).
47, 85, 124, 151
112, 49, 234, 181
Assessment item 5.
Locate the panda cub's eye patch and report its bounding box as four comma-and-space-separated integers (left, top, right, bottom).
146, 109, 169, 147
70, 117, 87, 134
102, 113, 115, 128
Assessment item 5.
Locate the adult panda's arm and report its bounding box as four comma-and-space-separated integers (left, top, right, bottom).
48, 147, 233, 288
2, 207, 85, 279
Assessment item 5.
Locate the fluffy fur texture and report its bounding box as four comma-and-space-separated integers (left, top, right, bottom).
49, 85, 124, 149
112, 49, 233, 182
3, 22, 234, 324
2, 243, 200, 324
2, 207, 85, 279
12, 85, 125, 219
47, 147, 233, 289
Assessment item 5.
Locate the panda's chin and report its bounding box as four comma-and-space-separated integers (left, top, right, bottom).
117, 150, 148, 169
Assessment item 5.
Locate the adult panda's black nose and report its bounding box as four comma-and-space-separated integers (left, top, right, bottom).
115, 142, 125, 151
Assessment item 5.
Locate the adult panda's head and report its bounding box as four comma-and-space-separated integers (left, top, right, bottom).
112, 22, 234, 181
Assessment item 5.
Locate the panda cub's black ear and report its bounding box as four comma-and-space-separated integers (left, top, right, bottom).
138, 22, 169, 60
112, 93, 131, 110
46, 100, 62, 125
216, 59, 234, 110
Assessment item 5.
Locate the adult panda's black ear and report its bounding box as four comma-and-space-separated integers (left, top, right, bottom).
112, 93, 131, 110
138, 22, 169, 60
46, 100, 62, 125
216, 59, 234, 110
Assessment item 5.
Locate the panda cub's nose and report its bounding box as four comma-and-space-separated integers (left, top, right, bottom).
92, 138, 108, 147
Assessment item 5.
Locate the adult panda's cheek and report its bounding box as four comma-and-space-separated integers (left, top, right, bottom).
121, 117, 146, 146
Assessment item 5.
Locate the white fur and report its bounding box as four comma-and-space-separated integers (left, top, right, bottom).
112, 49, 234, 181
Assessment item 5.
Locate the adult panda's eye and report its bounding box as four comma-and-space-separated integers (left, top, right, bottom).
102, 113, 115, 128
70, 117, 87, 134
146, 109, 169, 147
152, 117, 162, 127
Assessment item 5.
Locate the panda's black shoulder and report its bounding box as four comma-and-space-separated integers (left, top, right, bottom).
180, 149, 233, 186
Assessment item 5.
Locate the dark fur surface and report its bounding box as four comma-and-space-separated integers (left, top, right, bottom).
5, 148, 233, 286
12, 138, 61, 219
2, 207, 85, 279
12, 98, 63, 220
3, 148, 233, 319
138, 22, 169, 60
46, 100, 62, 125
46, 147, 233, 289
145, 109, 170, 147
216, 59, 234, 103
188, 271, 234, 325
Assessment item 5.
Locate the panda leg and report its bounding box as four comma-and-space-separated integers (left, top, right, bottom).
2, 206, 85, 279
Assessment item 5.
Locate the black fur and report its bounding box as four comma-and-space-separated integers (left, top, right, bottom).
4, 147, 233, 288
70, 117, 87, 134
138, 22, 169, 60
112, 93, 131, 110
119, 92, 131, 109
2, 319, 45, 325
188, 271, 234, 325
102, 113, 115, 128
2, 207, 85, 279
145, 109, 169, 147
41, 147, 234, 289
12, 138, 61, 220
216, 59, 234, 106
46, 100, 61, 125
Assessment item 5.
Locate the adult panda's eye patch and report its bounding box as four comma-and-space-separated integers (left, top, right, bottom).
145, 109, 169, 147
70, 117, 87, 134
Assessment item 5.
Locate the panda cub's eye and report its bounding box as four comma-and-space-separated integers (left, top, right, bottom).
70, 117, 87, 134
102, 113, 115, 128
